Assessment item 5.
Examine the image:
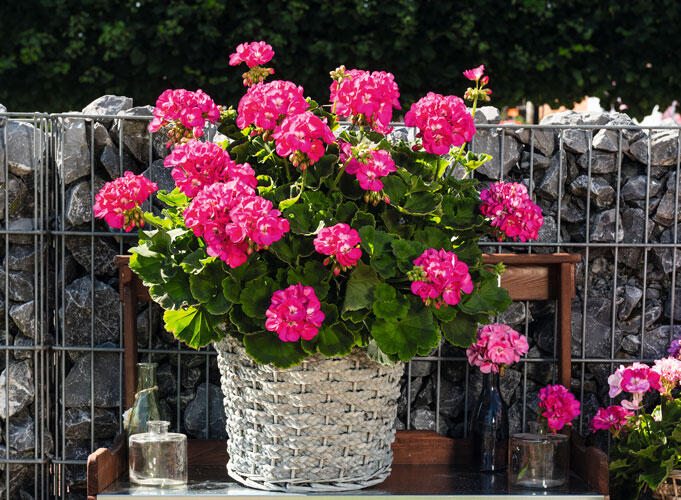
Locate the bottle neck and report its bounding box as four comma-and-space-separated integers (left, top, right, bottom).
136, 363, 157, 392
482, 372, 501, 392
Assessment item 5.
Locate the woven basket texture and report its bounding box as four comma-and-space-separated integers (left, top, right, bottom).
215, 336, 404, 492
654, 470, 681, 500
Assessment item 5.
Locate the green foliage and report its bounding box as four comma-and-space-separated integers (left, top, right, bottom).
2, 1, 678, 117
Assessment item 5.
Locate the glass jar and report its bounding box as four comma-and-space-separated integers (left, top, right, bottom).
470, 372, 509, 472
129, 420, 188, 486
509, 425, 569, 489
127, 362, 162, 436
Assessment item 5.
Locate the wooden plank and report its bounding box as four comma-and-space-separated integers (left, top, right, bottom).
482, 253, 582, 265
559, 263, 574, 388
120, 265, 139, 410
87, 435, 126, 500
188, 439, 228, 466
498, 265, 552, 300
392, 431, 470, 466
571, 430, 609, 495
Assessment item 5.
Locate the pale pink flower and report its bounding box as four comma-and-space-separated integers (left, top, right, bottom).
652, 357, 681, 396
265, 283, 325, 342
463, 65, 485, 81
94, 172, 158, 232
466, 324, 529, 374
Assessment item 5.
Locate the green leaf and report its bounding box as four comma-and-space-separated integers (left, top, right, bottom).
365, 339, 399, 366
372, 283, 409, 320
441, 196, 485, 230
240, 276, 276, 318
222, 276, 242, 303
268, 236, 315, 265
129, 246, 164, 285
342, 261, 381, 313
189, 273, 220, 303
402, 192, 442, 215
441, 313, 478, 347
204, 289, 231, 315
287, 260, 331, 300
180, 248, 207, 275
381, 174, 408, 206
229, 305, 265, 334
156, 188, 189, 208
459, 278, 512, 316
413, 226, 452, 251
351, 210, 375, 230
243, 332, 307, 368
230, 256, 268, 282
315, 323, 356, 357
433, 306, 457, 322
391, 239, 424, 272
358, 226, 397, 279
149, 272, 192, 310
335, 201, 358, 223
341, 308, 370, 323
163, 307, 222, 349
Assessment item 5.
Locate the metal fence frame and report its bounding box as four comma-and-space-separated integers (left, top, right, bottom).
0, 110, 680, 498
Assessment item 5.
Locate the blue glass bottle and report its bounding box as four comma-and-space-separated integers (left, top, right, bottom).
470, 372, 509, 472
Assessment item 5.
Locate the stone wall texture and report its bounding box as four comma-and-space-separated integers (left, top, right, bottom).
1, 98, 679, 498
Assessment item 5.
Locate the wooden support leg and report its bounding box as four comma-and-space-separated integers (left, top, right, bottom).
558, 263, 574, 388
121, 265, 139, 410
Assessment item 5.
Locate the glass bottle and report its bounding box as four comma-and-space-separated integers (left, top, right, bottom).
470, 372, 509, 472
127, 362, 162, 436
509, 422, 569, 489
129, 420, 188, 486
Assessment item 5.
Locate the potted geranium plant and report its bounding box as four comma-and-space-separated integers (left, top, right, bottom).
590, 354, 681, 500
93, 41, 543, 491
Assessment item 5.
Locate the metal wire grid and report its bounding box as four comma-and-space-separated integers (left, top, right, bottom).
0, 111, 679, 498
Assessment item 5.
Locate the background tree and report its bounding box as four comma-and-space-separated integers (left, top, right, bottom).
1, 0, 679, 117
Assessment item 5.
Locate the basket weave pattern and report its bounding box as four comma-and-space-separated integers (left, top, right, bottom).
215, 336, 404, 492
655, 470, 681, 500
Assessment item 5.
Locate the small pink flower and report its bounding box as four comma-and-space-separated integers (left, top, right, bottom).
272, 111, 335, 169
538, 384, 581, 433
339, 143, 397, 192
480, 182, 544, 242
148, 89, 220, 141
590, 405, 633, 433
651, 357, 681, 396
410, 248, 473, 308
329, 69, 401, 134
466, 324, 529, 374
236, 80, 308, 132
463, 65, 485, 81
265, 283, 325, 342
229, 41, 274, 68
94, 172, 158, 232
404, 92, 476, 154
313, 223, 362, 275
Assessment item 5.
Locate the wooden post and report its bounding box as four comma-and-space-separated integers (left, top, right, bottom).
120, 264, 139, 410
558, 262, 574, 389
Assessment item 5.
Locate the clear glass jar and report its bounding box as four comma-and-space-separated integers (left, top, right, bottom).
129, 420, 188, 486
509, 426, 569, 489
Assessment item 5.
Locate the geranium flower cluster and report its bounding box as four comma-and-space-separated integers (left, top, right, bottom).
466, 324, 529, 374
94, 171, 158, 232
479, 181, 544, 242
463, 65, 492, 103
409, 249, 474, 308
339, 143, 396, 193
404, 92, 476, 155
590, 405, 633, 433
265, 283, 325, 342
271, 111, 335, 170
229, 41, 275, 86
329, 68, 401, 134
652, 357, 681, 397
313, 223, 362, 275
236, 80, 308, 134
538, 384, 581, 433
183, 182, 289, 268
608, 362, 662, 410
163, 140, 257, 197
148, 89, 221, 144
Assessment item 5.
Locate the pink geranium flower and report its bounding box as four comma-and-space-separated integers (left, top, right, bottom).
313, 223, 362, 275
229, 41, 274, 68
236, 80, 308, 132
538, 384, 581, 433
148, 89, 220, 141
590, 405, 633, 433
265, 283, 325, 342
272, 111, 335, 169
463, 65, 485, 81
404, 92, 476, 155
652, 357, 681, 397
479, 181, 544, 242
466, 324, 529, 374
94, 172, 158, 232
410, 248, 474, 308
339, 143, 397, 193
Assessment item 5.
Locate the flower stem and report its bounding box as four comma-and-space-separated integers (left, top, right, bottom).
330, 157, 352, 191
440, 83, 481, 180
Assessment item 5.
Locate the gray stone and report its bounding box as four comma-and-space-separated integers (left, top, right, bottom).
0, 269, 34, 301
181, 367, 202, 390
410, 408, 436, 431
620, 335, 641, 355
110, 106, 153, 164
569, 175, 614, 209
65, 178, 105, 227
100, 144, 139, 180
536, 214, 558, 249
498, 302, 528, 326
156, 364, 177, 397
64, 407, 119, 440
653, 227, 681, 274
537, 154, 566, 200
621, 176, 662, 200
561, 129, 589, 154
569, 297, 620, 358
395, 417, 405, 431
13, 335, 33, 361
184, 382, 227, 439
618, 207, 650, 268
519, 150, 550, 169
409, 360, 434, 377
654, 173, 681, 226
59, 277, 119, 352
577, 150, 617, 174
93, 122, 113, 159
500, 369, 522, 404
0, 121, 45, 177
5, 245, 39, 273
473, 106, 501, 124
63, 346, 120, 407
152, 128, 172, 161
472, 130, 523, 179
388, 127, 415, 144
629, 130, 679, 166
621, 301, 662, 334
65, 236, 118, 276
82, 95, 133, 127
560, 199, 585, 224
136, 306, 160, 349
514, 129, 554, 157
438, 379, 465, 417
10, 301, 41, 339
664, 287, 681, 321
618, 286, 642, 321
142, 159, 175, 195
643, 326, 681, 359
0, 103, 5, 128
57, 118, 91, 184
540, 111, 584, 126
5, 218, 36, 245
0, 360, 34, 419
7, 411, 34, 452
0, 175, 28, 220
592, 129, 619, 152
591, 209, 623, 242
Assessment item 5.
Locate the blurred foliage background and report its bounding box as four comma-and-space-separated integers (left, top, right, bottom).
1, 0, 679, 117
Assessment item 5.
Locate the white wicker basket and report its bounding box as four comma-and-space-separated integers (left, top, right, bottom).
214, 336, 404, 492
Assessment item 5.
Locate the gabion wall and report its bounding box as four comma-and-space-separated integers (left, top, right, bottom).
1, 98, 680, 498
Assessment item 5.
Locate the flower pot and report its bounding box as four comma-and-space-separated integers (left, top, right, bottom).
214, 335, 404, 492
509, 430, 569, 489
